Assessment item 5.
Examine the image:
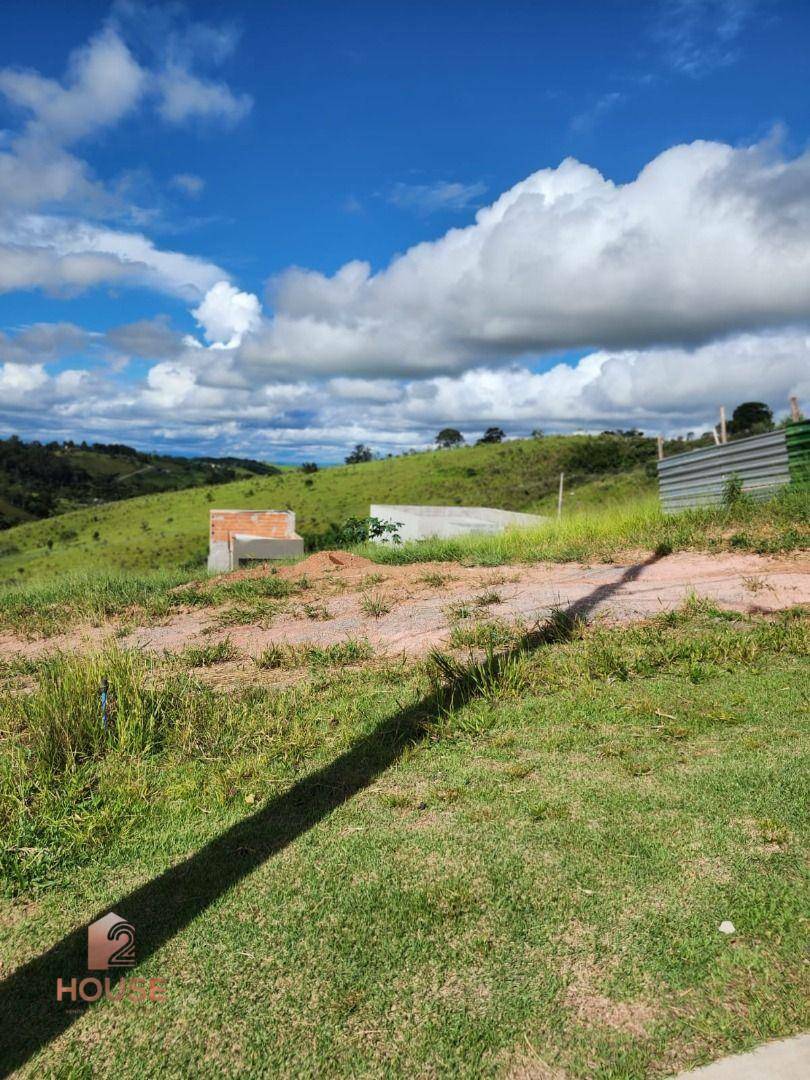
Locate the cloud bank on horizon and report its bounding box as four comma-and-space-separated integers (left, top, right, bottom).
0, 2, 808, 460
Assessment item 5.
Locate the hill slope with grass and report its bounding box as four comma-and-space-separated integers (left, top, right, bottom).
0, 436, 279, 528
0, 432, 673, 584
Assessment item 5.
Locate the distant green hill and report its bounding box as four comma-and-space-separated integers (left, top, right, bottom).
0, 495, 35, 529
0, 437, 279, 528
0, 432, 691, 585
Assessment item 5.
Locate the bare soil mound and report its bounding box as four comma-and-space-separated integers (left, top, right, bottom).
278, 550, 375, 579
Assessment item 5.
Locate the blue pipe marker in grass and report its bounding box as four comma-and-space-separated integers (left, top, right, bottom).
100, 676, 109, 731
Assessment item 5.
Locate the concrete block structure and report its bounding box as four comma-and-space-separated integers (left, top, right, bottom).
208, 509, 304, 572
369, 504, 545, 542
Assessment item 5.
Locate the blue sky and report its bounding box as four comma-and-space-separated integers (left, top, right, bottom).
1, 0, 808, 461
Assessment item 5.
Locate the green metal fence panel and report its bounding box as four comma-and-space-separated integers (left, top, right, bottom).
785, 419, 810, 489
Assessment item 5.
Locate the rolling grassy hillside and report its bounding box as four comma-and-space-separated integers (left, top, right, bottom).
0, 434, 663, 584
0, 437, 278, 527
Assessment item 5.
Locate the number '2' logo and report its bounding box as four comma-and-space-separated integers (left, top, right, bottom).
87, 911, 136, 970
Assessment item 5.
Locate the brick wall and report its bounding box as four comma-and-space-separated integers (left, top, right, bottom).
210, 510, 296, 543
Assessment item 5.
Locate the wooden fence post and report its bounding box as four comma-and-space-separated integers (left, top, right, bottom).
719, 405, 727, 444
557, 472, 564, 519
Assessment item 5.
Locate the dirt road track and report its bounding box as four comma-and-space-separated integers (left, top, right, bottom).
2, 551, 807, 662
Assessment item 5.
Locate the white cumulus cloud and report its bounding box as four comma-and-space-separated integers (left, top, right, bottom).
0, 322, 90, 363
0, 28, 145, 212
389, 330, 810, 431
0, 243, 134, 295
193, 281, 263, 347
0, 27, 145, 144
238, 139, 810, 379
0, 11, 251, 305
5, 319, 805, 460
0, 361, 49, 398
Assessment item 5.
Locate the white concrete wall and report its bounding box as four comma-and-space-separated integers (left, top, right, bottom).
369, 504, 545, 542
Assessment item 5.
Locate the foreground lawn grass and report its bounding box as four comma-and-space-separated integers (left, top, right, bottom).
0, 606, 807, 1077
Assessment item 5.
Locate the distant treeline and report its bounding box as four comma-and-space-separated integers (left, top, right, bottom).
0, 436, 279, 528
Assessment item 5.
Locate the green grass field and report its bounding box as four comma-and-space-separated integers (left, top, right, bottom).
0, 434, 663, 585
1, 604, 807, 1077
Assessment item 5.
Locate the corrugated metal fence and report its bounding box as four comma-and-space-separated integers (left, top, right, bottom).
657, 421, 810, 512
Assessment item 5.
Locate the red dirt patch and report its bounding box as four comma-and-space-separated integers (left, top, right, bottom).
1, 552, 807, 664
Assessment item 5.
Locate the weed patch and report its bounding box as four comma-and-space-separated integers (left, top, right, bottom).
255, 638, 374, 670
179, 639, 240, 667
420, 570, 455, 587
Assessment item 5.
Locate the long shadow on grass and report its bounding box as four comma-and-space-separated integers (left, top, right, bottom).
0, 553, 660, 1075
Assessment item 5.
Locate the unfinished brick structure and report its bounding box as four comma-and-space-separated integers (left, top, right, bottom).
208, 509, 304, 572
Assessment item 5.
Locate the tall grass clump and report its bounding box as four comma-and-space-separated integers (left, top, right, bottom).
1, 646, 243, 892
0, 647, 192, 892
0, 642, 392, 893
11, 649, 187, 779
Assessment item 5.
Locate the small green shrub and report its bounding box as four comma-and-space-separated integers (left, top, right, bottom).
473, 590, 502, 607
302, 602, 332, 621
255, 644, 288, 669
308, 516, 403, 551
722, 473, 745, 507
420, 570, 453, 587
